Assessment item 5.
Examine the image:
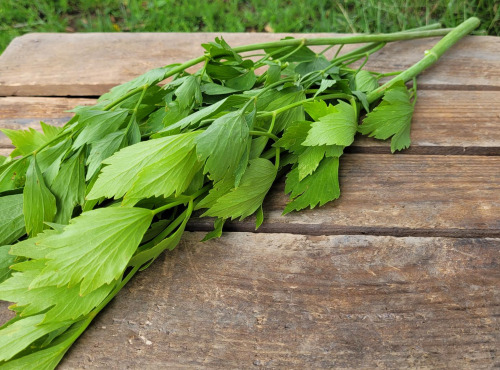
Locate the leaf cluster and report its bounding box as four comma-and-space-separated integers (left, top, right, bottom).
0, 35, 417, 366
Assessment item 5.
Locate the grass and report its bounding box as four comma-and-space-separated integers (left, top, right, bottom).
0, 0, 498, 53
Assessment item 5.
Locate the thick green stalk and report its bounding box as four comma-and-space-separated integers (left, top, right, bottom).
232, 28, 453, 52
367, 17, 480, 103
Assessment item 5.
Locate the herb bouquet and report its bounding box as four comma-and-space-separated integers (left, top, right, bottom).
0, 18, 479, 368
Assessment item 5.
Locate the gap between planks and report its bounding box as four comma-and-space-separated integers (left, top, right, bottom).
187, 221, 500, 239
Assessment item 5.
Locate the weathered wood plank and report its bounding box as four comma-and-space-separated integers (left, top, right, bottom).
1, 91, 499, 154
0, 97, 95, 144
0, 33, 498, 96
190, 154, 500, 237
47, 232, 498, 368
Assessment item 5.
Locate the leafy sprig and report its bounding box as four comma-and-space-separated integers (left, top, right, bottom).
0, 18, 480, 367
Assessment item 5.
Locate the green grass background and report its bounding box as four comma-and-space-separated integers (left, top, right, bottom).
0, 0, 498, 53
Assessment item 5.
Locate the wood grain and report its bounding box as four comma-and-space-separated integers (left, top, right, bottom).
47, 232, 499, 369
0, 33, 498, 96
1, 91, 499, 154
190, 154, 500, 237
0, 97, 95, 144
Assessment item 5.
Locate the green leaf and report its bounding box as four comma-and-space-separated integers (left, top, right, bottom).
0, 194, 25, 245
358, 83, 414, 152
36, 140, 72, 185
163, 101, 191, 128
86, 130, 127, 181
50, 151, 86, 224
0, 314, 70, 362
255, 205, 264, 230
130, 206, 191, 268
303, 100, 337, 121
88, 133, 188, 200
123, 132, 203, 205
201, 218, 225, 241
314, 79, 336, 98
302, 101, 357, 146
40, 122, 62, 139
295, 55, 331, 76
265, 63, 281, 86
202, 36, 242, 62
23, 157, 57, 237
153, 95, 249, 137
297, 146, 328, 180
1, 128, 51, 157
72, 109, 128, 149
30, 207, 153, 295
325, 145, 344, 158
196, 111, 250, 182
175, 75, 202, 110
264, 41, 316, 62
201, 83, 239, 95
234, 124, 252, 188
195, 176, 235, 211
284, 157, 340, 214
202, 158, 277, 220
185, 168, 205, 195
98, 67, 167, 103
0, 319, 89, 370
390, 121, 412, 153
352, 90, 370, 113
354, 70, 379, 93
225, 70, 256, 91
9, 227, 62, 260
0, 245, 15, 284
264, 87, 306, 133
275, 120, 311, 153
140, 107, 166, 135
249, 136, 269, 159
0, 338, 67, 370
126, 117, 142, 146
0, 259, 114, 323
206, 63, 242, 80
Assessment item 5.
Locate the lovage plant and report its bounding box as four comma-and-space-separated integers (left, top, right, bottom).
0, 18, 479, 368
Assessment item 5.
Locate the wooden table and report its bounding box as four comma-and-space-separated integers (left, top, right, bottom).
0, 33, 499, 368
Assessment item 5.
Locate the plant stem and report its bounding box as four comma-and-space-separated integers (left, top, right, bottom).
104, 85, 145, 111
274, 146, 281, 170
267, 112, 277, 134
20, 130, 71, 160
232, 28, 453, 52
331, 42, 386, 65
258, 93, 352, 118
152, 199, 189, 216
367, 17, 480, 103
262, 146, 281, 160
243, 77, 294, 112
131, 200, 195, 268
125, 85, 147, 132
151, 185, 209, 216
274, 39, 306, 61
249, 130, 279, 141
